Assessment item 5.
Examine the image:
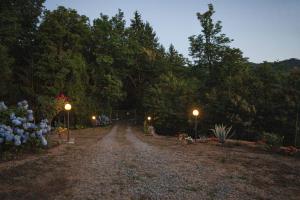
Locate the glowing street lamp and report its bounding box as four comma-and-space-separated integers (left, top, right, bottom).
147, 116, 152, 126
192, 109, 199, 141
92, 115, 96, 120
193, 109, 199, 117
64, 103, 71, 111
64, 103, 72, 142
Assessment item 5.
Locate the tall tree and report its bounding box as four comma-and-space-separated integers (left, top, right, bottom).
35, 6, 90, 122
124, 11, 165, 114
0, 45, 13, 99
189, 4, 256, 137
189, 4, 232, 82
143, 72, 198, 134
0, 0, 45, 103
89, 10, 127, 113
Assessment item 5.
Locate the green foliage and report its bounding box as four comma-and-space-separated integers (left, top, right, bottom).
34, 7, 92, 125
143, 120, 149, 134
189, 4, 257, 139
0, 45, 13, 99
143, 72, 198, 134
0, 0, 45, 103
210, 124, 232, 143
0, 1, 299, 146
189, 4, 232, 76
262, 132, 284, 149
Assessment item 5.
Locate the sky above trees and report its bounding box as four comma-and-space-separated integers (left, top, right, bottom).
45, 0, 300, 63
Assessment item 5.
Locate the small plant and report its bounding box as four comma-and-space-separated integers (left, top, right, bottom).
210, 124, 232, 144
178, 133, 188, 141
143, 120, 149, 134
220, 157, 226, 163
185, 136, 194, 144
262, 132, 283, 150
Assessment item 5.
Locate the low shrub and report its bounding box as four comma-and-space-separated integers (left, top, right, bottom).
210, 124, 232, 144
143, 120, 149, 134
178, 133, 188, 141
262, 132, 284, 150
184, 136, 194, 144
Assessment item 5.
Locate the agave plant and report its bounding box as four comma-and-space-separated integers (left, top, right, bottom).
210, 124, 232, 144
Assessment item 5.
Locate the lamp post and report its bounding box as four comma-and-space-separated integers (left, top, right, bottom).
64, 103, 72, 142
147, 116, 151, 125
92, 115, 96, 126
192, 109, 199, 141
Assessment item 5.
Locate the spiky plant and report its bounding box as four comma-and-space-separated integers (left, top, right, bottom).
210, 124, 232, 144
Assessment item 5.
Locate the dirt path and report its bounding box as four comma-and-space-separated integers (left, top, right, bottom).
1, 123, 300, 200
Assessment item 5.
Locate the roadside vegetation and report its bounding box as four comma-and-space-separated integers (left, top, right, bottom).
1, 0, 300, 155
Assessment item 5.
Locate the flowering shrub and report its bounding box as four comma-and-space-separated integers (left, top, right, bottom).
99, 114, 111, 126
0, 100, 51, 149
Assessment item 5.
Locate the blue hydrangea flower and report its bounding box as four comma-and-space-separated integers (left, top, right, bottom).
17, 100, 29, 110
21, 134, 28, 143
42, 128, 48, 134
15, 128, 24, 135
23, 123, 29, 130
0, 101, 8, 111
40, 136, 47, 146
36, 130, 43, 138
14, 135, 21, 146
1, 101, 50, 147
5, 133, 14, 142
12, 119, 22, 126
10, 113, 16, 120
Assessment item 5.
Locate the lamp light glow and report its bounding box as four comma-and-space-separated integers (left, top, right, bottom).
192, 109, 199, 117
64, 103, 72, 111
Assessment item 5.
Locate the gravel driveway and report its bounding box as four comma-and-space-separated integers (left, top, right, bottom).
54, 123, 230, 200
1, 123, 300, 200
55, 124, 198, 199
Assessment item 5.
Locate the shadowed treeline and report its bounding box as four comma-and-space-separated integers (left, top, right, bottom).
0, 1, 300, 146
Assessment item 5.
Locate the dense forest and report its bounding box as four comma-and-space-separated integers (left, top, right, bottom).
1, 1, 300, 146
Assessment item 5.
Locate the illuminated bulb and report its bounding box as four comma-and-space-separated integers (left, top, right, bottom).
192, 109, 199, 117
64, 103, 72, 111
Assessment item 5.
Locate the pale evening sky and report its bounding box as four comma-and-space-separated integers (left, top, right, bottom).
45, 0, 300, 63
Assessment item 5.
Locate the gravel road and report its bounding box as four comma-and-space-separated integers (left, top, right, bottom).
54, 123, 227, 200
1, 123, 299, 200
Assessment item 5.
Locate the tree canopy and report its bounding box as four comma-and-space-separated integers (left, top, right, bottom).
0, 2, 299, 146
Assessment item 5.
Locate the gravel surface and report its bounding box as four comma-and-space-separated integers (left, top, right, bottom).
1, 123, 300, 200
55, 124, 227, 200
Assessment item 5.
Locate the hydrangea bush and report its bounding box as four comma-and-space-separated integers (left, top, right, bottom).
0, 100, 51, 149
